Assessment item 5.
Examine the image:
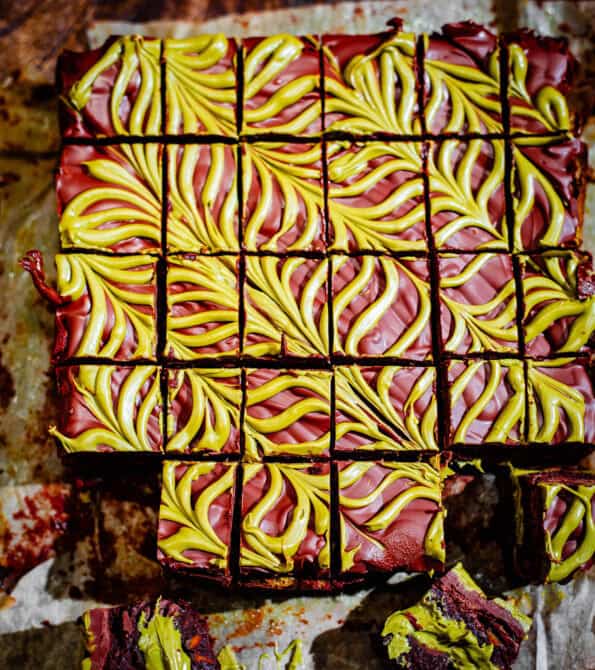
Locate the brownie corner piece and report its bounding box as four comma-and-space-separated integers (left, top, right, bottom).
511, 468, 595, 583
338, 459, 444, 581
381, 563, 532, 669
505, 29, 583, 135
57, 36, 162, 139
158, 460, 237, 582
82, 596, 217, 670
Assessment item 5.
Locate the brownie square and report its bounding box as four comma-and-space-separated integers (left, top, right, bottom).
51, 365, 162, 453
53, 254, 158, 361
322, 28, 421, 136
158, 461, 237, 581
242, 35, 322, 136
166, 368, 241, 455
57, 144, 162, 254
244, 255, 329, 357
167, 143, 239, 253
505, 30, 581, 135
438, 253, 519, 354
164, 36, 239, 136
447, 359, 525, 446
242, 142, 325, 252
511, 136, 586, 252
244, 368, 332, 460
326, 141, 427, 252
58, 35, 162, 138
331, 255, 433, 359
427, 139, 508, 251
165, 255, 240, 360
382, 563, 531, 669
511, 468, 595, 583
521, 251, 594, 356
526, 358, 595, 444
337, 460, 444, 580
82, 597, 218, 670
334, 365, 438, 453
423, 22, 502, 135
239, 462, 331, 589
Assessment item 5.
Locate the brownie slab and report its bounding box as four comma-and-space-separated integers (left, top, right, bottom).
381, 563, 532, 669
511, 468, 595, 583
82, 597, 217, 670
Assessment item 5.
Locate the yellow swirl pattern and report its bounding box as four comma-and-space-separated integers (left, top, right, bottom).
243, 35, 321, 135
424, 45, 501, 134
323, 32, 419, 135
439, 254, 519, 353
50, 365, 161, 452
512, 141, 578, 251
167, 368, 241, 454
327, 141, 425, 252
244, 256, 329, 357
449, 360, 525, 444
508, 44, 571, 133
167, 144, 239, 253
60, 144, 162, 252
526, 359, 590, 443
542, 481, 595, 582
164, 36, 238, 136
244, 370, 331, 460
166, 256, 239, 359
56, 254, 156, 359
159, 461, 236, 568
428, 139, 508, 250
338, 461, 444, 572
67, 36, 161, 136
243, 143, 324, 252
522, 253, 595, 353
332, 255, 432, 357
335, 366, 438, 451
241, 463, 331, 573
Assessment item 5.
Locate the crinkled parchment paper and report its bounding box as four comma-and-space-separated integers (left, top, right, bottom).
0, 1, 593, 668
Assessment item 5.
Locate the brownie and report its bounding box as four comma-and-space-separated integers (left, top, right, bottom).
21, 20, 595, 593
511, 468, 595, 583
381, 563, 532, 669
82, 597, 218, 670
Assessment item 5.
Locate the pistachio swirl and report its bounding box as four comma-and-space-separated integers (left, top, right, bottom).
332, 255, 432, 358
335, 366, 438, 451
56, 254, 156, 359
522, 253, 595, 354
164, 36, 237, 136
424, 44, 502, 134
508, 44, 570, 133
327, 141, 426, 252
439, 254, 519, 354
449, 360, 525, 444
339, 461, 444, 572
167, 144, 239, 253
526, 359, 592, 443
241, 463, 331, 574
166, 256, 239, 359
67, 36, 161, 136
158, 461, 236, 570
243, 142, 324, 252
167, 368, 241, 454
541, 481, 594, 582
323, 32, 419, 135
59, 144, 162, 253
50, 365, 161, 452
137, 608, 191, 670
243, 35, 321, 135
245, 369, 331, 459
244, 255, 329, 357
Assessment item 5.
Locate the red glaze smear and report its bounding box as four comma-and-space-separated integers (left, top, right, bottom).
20, 250, 64, 306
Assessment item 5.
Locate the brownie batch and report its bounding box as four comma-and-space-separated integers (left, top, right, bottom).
23, 19, 595, 591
